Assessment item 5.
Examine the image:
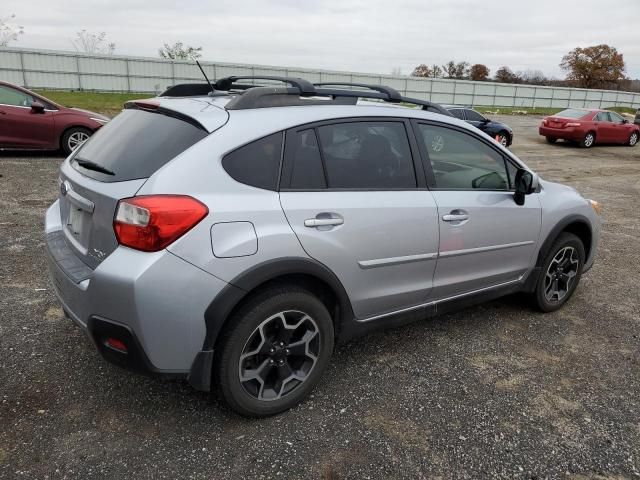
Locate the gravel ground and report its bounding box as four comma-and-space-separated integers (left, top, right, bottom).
1, 115, 639, 479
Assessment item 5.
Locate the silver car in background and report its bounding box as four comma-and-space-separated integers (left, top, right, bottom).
45, 77, 601, 417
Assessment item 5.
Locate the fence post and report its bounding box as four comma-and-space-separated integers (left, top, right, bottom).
75, 54, 82, 91
124, 58, 131, 93
18, 51, 27, 88
471, 81, 476, 107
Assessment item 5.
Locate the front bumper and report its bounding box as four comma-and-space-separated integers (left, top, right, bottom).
45, 200, 230, 375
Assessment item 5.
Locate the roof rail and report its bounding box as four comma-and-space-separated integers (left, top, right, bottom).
160, 83, 216, 97
214, 76, 316, 95
313, 82, 403, 102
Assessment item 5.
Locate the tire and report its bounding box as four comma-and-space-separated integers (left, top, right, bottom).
580, 131, 596, 148
532, 232, 585, 312
628, 131, 638, 147
214, 285, 334, 417
497, 131, 510, 148
546, 136, 557, 144
61, 127, 92, 155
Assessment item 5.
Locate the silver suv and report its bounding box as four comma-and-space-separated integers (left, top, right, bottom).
45, 77, 601, 417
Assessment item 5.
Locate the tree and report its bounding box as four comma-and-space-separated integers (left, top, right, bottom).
469, 64, 490, 81
71, 30, 115, 55
0, 14, 24, 47
442, 61, 469, 79
560, 44, 626, 89
495, 66, 520, 84
430, 64, 443, 78
411, 64, 431, 77
159, 42, 202, 61
518, 69, 548, 85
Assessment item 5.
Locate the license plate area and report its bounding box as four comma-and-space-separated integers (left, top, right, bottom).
63, 204, 91, 255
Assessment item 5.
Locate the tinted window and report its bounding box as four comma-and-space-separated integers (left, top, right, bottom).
449, 109, 465, 120
284, 129, 326, 189
555, 109, 589, 119
418, 124, 510, 190
0, 85, 33, 107
73, 109, 207, 182
465, 109, 486, 122
223, 132, 283, 191
316, 122, 416, 189
609, 112, 624, 122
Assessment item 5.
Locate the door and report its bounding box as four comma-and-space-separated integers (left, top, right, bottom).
413, 121, 542, 300
0, 85, 55, 148
608, 111, 631, 143
279, 120, 440, 319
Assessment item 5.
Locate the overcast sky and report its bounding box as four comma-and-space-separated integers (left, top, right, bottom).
5, 0, 640, 79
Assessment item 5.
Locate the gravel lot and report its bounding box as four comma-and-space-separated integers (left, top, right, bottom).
1, 115, 639, 479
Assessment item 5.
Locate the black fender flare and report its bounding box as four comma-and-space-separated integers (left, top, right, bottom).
188, 257, 355, 391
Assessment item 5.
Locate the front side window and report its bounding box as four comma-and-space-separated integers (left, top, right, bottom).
417, 124, 512, 190
315, 121, 416, 189
0, 85, 34, 107
222, 132, 283, 191
609, 112, 624, 123
464, 109, 486, 122
449, 109, 465, 120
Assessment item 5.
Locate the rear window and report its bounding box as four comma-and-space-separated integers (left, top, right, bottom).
72, 109, 207, 182
554, 109, 589, 119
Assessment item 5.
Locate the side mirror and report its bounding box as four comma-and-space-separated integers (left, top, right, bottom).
514, 169, 537, 205
622, 119, 629, 124
30, 101, 45, 113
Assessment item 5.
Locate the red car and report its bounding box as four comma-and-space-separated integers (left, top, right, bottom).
539, 108, 639, 148
0, 81, 109, 155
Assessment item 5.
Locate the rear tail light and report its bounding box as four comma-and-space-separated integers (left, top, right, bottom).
566, 122, 581, 127
114, 195, 208, 252
541, 119, 547, 125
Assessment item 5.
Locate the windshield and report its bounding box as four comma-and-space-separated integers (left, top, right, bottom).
553, 109, 589, 119
72, 109, 207, 182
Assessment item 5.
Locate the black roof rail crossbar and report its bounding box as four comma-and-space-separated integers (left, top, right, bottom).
313, 82, 403, 102
214, 76, 316, 95
160, 83, 216, 97
225, 87, 358, 110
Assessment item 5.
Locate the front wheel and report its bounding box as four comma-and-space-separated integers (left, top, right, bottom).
61, 127, 92, 155
628, 131, 638, 147
214, 285, 334, 417
580, 131, 595, 148
532, 232, 585, 312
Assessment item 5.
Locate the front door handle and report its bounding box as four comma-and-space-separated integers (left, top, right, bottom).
304, 217, 344, 227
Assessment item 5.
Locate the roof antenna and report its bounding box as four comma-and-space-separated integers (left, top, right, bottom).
195, 60, 215, 95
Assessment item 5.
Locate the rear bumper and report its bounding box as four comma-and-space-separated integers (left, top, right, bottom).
45, 200, 230, 377
539, 126, 584, 141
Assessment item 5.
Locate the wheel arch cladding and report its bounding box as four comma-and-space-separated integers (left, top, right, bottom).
537, 215, 592, 268
202, 257, 355, 352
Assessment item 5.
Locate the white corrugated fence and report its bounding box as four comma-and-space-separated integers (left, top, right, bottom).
1, 47, 639, 109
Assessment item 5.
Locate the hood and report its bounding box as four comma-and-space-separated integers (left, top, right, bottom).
68, 107, 110, 121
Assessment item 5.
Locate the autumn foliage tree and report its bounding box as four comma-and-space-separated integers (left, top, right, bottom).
469, 64, 490, 81
560, 44, 626, 89
495, 66, 520, 84
411, 64, 431, 77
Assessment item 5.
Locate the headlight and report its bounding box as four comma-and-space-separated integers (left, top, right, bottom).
589, 199, 602, 215
90, 117, 109, 125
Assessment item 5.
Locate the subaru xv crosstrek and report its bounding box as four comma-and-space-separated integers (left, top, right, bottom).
45, 77, 601, 417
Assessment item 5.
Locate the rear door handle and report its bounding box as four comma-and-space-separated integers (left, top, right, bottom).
442, 213, 469, 222
304, 217, 344, 227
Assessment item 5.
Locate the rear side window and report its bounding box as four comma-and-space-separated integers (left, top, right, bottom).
315, 122, 416, 189
464, 109, 486, 122
72, 109, 207, 182
222, 133, 283, 191
449, 109, 465, 120
595, 112, 610, 122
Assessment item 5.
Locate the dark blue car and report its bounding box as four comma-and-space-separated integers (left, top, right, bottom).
444, 105, 514, 147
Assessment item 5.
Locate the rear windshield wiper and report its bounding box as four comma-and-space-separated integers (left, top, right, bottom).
74, 158, 115, 176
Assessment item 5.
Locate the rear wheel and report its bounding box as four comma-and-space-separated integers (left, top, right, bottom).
61, 127, 92, 155
545, 136, 557, 144
532, 232, 585, 312
214, 285, 334, 417
628, 131, 638, 147
580, 131, 595, 148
